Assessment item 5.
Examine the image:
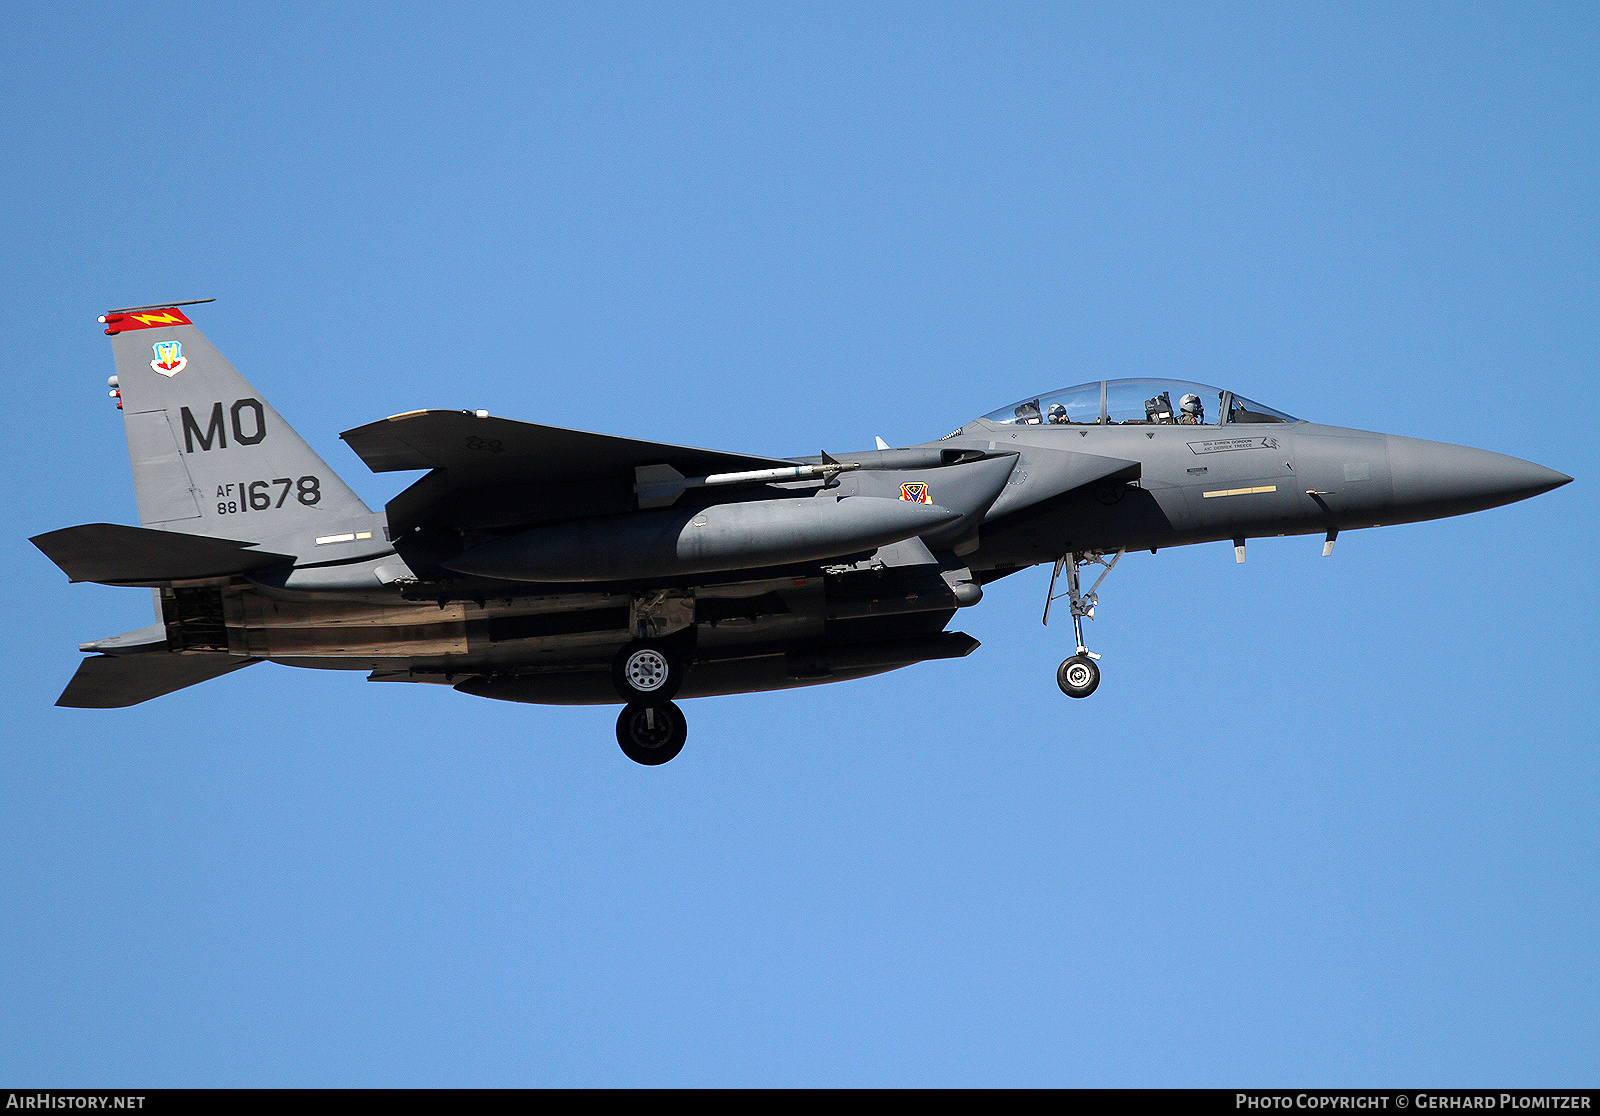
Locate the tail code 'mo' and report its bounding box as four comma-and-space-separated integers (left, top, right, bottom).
103, 302, 370, 537
176, 399, 267, 452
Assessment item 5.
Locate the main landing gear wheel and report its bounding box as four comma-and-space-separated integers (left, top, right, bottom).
1057, 654, 1100, 699
616, 702, 688, 765
612, 640, 683, 701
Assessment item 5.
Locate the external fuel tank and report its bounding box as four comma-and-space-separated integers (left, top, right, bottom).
441, 494, 961, 583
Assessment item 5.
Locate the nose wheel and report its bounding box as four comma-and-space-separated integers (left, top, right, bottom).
616, 701, 688, 765
1057, 655, 1100, 698
1043, 549, 1123, 699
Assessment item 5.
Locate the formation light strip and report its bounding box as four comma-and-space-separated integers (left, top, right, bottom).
1202, 485, 1278, 499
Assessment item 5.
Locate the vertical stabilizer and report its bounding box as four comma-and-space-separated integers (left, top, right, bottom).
102, 303, 370, 537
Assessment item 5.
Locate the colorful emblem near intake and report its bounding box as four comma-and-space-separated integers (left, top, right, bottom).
900, 482, 930, 503
150, 340, 186, 377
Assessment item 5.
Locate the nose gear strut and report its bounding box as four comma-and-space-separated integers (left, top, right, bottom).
1042, 548, 1124, 698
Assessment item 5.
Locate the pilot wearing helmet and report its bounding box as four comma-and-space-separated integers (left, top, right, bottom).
1178, 393, 1205, 425
1046, 403, 1069, 424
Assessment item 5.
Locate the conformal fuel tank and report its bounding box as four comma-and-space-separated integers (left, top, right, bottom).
441, 495, 961, 583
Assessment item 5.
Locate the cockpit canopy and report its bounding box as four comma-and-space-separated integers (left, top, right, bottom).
977, 378, 1297, 427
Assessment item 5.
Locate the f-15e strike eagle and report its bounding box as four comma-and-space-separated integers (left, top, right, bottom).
33, 302, 1571, 763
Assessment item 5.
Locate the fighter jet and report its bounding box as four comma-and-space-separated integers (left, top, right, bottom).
33, 302, 1572, 764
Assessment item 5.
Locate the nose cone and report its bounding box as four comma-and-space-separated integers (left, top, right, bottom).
1385, 435, 1571, 521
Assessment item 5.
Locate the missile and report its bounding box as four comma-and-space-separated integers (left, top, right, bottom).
635, 461, 859, 509
442, 495, 961, 583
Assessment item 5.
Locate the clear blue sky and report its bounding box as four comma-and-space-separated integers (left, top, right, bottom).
2, 1, 1594, 1086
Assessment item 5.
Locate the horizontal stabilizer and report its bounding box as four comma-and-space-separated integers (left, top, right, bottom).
31, 523, 294, 586
80, 622, 167, 654
56, 653, 258, 708
340, 410, 798, 484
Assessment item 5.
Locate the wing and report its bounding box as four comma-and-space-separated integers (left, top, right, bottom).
340, 410, 796, 483
340, 410, 803, 533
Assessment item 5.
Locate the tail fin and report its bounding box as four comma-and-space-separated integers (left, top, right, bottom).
103, 302, 370, 536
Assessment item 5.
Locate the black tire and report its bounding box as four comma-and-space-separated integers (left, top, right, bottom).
1057, 654, 1100, 698
612, 640, 683, 701
615, 702, 688, 765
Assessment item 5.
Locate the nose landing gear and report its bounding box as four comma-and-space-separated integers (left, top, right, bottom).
616, 701, 688, 765
1043, 548, 1123, 699
1057, 654, 1100, 698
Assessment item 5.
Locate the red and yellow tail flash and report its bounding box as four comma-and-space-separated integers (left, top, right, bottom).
101, 308, 193, 335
